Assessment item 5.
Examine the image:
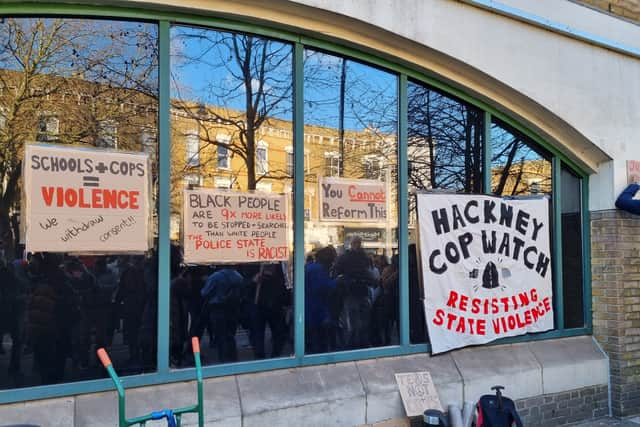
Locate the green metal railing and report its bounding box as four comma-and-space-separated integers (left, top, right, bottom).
97, 337, 204, 427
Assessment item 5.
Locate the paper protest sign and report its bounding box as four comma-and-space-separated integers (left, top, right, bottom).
23, 144, 150, 253
395, 371, 443, 417
319, 177, 387, 222
183, 189, 289, 264
417, 193, 553, 353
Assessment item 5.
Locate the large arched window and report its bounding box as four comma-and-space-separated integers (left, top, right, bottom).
0, 9, 589, 402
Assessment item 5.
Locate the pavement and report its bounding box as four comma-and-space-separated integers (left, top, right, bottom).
574, 417, 640, 427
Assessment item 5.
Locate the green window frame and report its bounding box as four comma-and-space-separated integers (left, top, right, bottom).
0, 3, 591, 404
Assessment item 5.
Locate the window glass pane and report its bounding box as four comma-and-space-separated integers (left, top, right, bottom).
170, 25, 293, 366
561, 166, 584, 328
406, 80, 484, 343
217, 146, 228, 169
490, 119, 551, 197
304, 49, 398, 353
0, 17, 158, 389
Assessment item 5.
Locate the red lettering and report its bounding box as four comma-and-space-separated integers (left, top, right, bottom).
433, 309, 445, 326
471, 298, 481, 314
516, 312, 526, 328
524, 310, 532, 326
459, 294, 469, 312
195, 239, 231, 251
104, 189, 118, 208
543, 297, 551, 312
347, 185, 385, 202
446, 291, 459, 309
118, 190, 128, 208
446, 312, 456, 330
57, 187, 64, 207
257, 246, 288, 260
79, 188, 90, 208
129, 191, 139, 209
65, 188, 78, 207
92, 188, 103, 208
477, 319, 486, 335
41, 187, 54, 206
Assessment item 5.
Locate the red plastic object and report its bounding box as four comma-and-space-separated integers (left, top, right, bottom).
97, 348, 112, 367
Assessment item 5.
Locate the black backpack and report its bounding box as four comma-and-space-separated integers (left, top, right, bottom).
477, 386, 523, 427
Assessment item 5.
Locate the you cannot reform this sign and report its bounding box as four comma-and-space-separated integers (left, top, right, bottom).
23, 144, 150, 253
319, 177, 387, 222
183, 189, 289, 264
417, 193, 553, 354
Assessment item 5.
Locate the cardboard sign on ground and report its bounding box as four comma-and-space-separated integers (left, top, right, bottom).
355, 418, 411, 427
395, 371, 443, 417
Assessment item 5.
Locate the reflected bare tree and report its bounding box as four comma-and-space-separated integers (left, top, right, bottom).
171, 28, 293, 190
490, 121, 551, 196
0, 18, 158, 259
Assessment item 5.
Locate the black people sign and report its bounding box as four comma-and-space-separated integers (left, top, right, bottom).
183, 189, 289, 264
416, 193, 553, 354
23, 144, 150, 253
319, 177, 387, 222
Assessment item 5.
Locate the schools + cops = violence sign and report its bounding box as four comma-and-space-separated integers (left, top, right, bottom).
319, 177, 387, 222
183, 189, 289, 264
23, 144, 150, 253
417, 193, 553, 353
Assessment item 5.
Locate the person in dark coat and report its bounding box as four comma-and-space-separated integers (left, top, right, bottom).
27, 253, 78, 384
194, 267, 245, 363
305, 246, 337, 353
332, 237, 375, 350
114, 256, 146, 363
250, 263, 289, 359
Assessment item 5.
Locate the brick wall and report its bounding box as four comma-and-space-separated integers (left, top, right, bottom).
591, 210, 640, 417
574, 0, 640, 23
515, 385, 608, 426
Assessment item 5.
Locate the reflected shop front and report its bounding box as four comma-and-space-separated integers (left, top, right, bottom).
0, 1, 638, 425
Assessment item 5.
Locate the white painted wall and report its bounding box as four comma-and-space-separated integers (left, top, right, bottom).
288, 0, 640, 210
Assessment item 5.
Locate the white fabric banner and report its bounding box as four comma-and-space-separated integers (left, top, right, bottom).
23, 144, 151, 253
417, 193, 554, 353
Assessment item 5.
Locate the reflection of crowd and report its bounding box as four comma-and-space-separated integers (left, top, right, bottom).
304, 236, 400, 353
0, 251, 158, 387
169, 245, 292, 367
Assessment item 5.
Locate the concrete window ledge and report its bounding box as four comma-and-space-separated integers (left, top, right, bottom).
0, 336, 608, 426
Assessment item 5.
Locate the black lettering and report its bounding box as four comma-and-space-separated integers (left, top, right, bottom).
499, 203, 513, 228
31, 155, 41, 170
432, 208, 450, 235
451, 204, 466, 230
444, 241, 460, 264
498, 232, 511, 257
524, 246, 537, 269
458, 232, 473, 259
532, 217, 544, 241
536, 252, 550, 278
429, 249, 447, 274
512, 236, 525, 260
484, 200, 497, 223
464, 200, 479, 224
482, 230, 497, 253
515, 210, 530, 235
